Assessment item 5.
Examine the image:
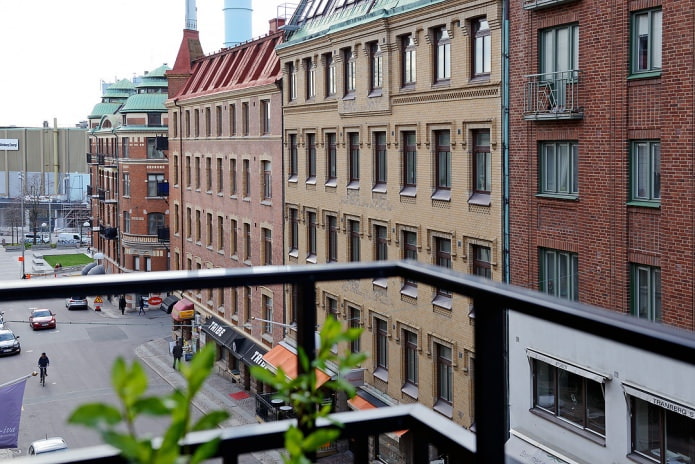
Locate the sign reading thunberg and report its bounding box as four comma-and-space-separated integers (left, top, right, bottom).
0, 139, 19, 150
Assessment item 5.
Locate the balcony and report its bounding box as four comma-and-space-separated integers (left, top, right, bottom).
522, 0, 580, 10
5, 261, 695, 463
523, 70, 583, 120
121, 231, 167, 247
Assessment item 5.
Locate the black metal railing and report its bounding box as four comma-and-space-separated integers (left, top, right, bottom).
523, 70, 583, 119
6, 261, 695, 463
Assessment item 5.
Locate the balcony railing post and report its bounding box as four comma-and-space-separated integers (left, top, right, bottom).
295, 280, 317, 459
474, 296, 508, 464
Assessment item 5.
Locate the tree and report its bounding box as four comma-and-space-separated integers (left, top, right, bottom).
24, 175, 43, 244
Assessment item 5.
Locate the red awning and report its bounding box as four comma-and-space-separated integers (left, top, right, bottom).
171, 299, 194, 321
348, 396, 408, 437
263, 344, 331, 387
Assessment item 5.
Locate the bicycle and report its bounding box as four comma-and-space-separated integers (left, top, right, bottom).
38, 366, 47, 387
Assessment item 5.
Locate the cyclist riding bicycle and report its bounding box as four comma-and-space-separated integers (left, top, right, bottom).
38, 352, 49, 377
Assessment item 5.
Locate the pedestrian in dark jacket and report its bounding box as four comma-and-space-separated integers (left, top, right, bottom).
119, 295, 126, 315
172, 342, 183, 369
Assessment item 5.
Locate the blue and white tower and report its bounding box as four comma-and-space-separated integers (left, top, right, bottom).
223, 0, 253, 47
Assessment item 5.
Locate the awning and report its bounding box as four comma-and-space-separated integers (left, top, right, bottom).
505, 434, 573, 464
262, 344, 331, 387
160, 295, 179, 314
201, 316, 245, 351
171, 299, 194, 321
348, 391, 407, 437
238, 340, 268, 367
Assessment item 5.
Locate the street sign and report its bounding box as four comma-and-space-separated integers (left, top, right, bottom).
94, 296, 103, 304
148, 296, 163, 305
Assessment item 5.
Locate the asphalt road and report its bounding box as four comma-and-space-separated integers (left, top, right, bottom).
0, 243, 176, 454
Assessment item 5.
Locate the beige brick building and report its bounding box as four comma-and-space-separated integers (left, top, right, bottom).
277, 0, 503, 442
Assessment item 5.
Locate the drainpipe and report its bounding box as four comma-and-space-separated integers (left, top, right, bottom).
502, 0, 510, 285
174, 99, 184, 270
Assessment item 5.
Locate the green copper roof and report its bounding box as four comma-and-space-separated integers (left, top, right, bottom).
107, 78, 136, 91
120, 93, 168, 113
280, 0, 447, 48
136, 64, 171, 89
89, 102, 122, 119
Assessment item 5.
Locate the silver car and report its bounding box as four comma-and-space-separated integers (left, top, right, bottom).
28, 437, 68, 455
0, 328, 20, 356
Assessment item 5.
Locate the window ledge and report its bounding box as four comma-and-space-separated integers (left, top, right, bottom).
230, 195, 238, 200
217, 193, 224, 197
400, 285, 418, 299
627, 200, 660, 209
432, 294, 452, 310
306, 177, 317, 185
400, 186, 416, 197
372, 277, 387, 288
347, 181, 360, 190
469, 74, 490, 84
261, 200, 272, 206
342, 93, 356, 101
372, 184, 387, 193
529, 409, 606, 445
289, 249, 299, 258
243, 259, 252, 267
306, 254, 317, 264
242, 197, 251, 203
231, 254, 239, 261
468, 192, 491, 206
288, 175, 298, 183
325, 179, 337, 188
535, 193, 579, 201
401, 383, 419, 400
368, 89, 383, 98
433, 400, 453, 418
627, 71, 662, 80
431, 190, 451, 202
374, 367, 388, 383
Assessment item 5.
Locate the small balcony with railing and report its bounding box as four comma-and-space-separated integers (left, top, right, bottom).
523, 70, 583, 120
5, 262, 694, 464
522, 0, 580, 10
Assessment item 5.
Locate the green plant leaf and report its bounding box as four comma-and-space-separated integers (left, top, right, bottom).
67, 403, 122, 428
284, 426, 304, 456
191, 410, 230, 431
190, 436, 222, 464
302, 428, 341, 452
133, 396, 173, 416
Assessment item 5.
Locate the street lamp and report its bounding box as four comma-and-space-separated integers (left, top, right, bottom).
41, 223, 47, 243
81, 221, 90, 246
19, 172, 25, 278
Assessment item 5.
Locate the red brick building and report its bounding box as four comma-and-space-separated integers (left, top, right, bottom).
509, 0, 693, 329
166, 19, 286, 390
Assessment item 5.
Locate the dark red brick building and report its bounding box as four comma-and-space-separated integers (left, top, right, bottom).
509, 0, 694, 329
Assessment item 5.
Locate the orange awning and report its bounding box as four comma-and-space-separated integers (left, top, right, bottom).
348, 395, 408, 437
263, 344, 331, 387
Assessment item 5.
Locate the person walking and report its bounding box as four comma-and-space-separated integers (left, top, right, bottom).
172, 342, 183, 369
138, 297, 145, 315
119, 295, 126, 315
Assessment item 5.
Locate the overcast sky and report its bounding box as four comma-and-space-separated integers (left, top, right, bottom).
0, 0, 286, 128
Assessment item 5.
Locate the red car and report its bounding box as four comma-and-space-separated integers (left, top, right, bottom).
29, 309, 56, 330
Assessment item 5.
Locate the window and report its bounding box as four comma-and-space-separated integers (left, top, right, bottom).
540, 24, 579, 80
206, 213, 213, 246
147, 174, 164, 197
473, 18, 491, 77
289, 134, 298, 179
243, 223, 251, 260
144, 256, 151, 272
146, 137, 164, 159
326, 133, 337, 183
241, 102, 249, 135
540, 248, 579, 301
148, 213, 165, 235
348, 133, 360, 184
261, 100, 271, 134
306, 133, 316, 180
243, 286, 251, 324
123, 211, 131, 234
185, 156, 191, 188
435, 237, 452, 297
533, 358, 606, 437
173, 155, 179, 185
349, 306, 361, 354
402, 131, 416, 190
263, 228, 272, 265
632, 8, 662, 74
631, 140, 660, 203
630, 395, 694, 464
216, 106, 222, 136
473, 129, 491, 195
205, 107, 211, 137
435, 130, 451, 191
195, 157, 201, 189
230, 219, 238, 257
261, 160, 272, 200
325, 53, 337, 97
307, 211, 317, 258
631, 264, 661, 321
370, 42, 383, 93
404, 330, 418, 388
194, 109, 200, 137
217, 215, 224, 251
373, 132, 387, 188
402, 230, 418, 289
402, 34, 416, 86
242, 159, 250, 197
134, 256, 140, 271
230, 159, 237, 195
327, 215, 338, 262
288, 62, 297, 101
289, 208, 299, 252
122, 172, 131, 196
185, 111, 191, 138
205, 157, 212, 191
348, 220, 360, 262
305, 58, 316, 99
435, 343, 453, 404
376, 318, 388, 371
195, 210, 201, 242
263, 296, 273, 334
327, 296, 338, 318
229, 104, 236, 136
186, 207, 192, 240
217, 158, 223, 194
148, 113, 162, 127
344, 48, 356, 96
375, 225, 387, 261
472, 245, 492, 279
434, 26, 451, 82
541, 141, 578, 196
174, 205, 180, 235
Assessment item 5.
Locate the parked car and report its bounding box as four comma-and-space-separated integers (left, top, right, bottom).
0, 328, 21, 356
24, 233, 49, 244
29, 308, 56, 330
27, 437, 68, 455
66, 296, 88, 310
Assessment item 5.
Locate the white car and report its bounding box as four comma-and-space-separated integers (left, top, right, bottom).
27, 437, 68, 455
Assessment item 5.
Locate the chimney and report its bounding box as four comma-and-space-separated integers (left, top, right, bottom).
269, 17, 286, 34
